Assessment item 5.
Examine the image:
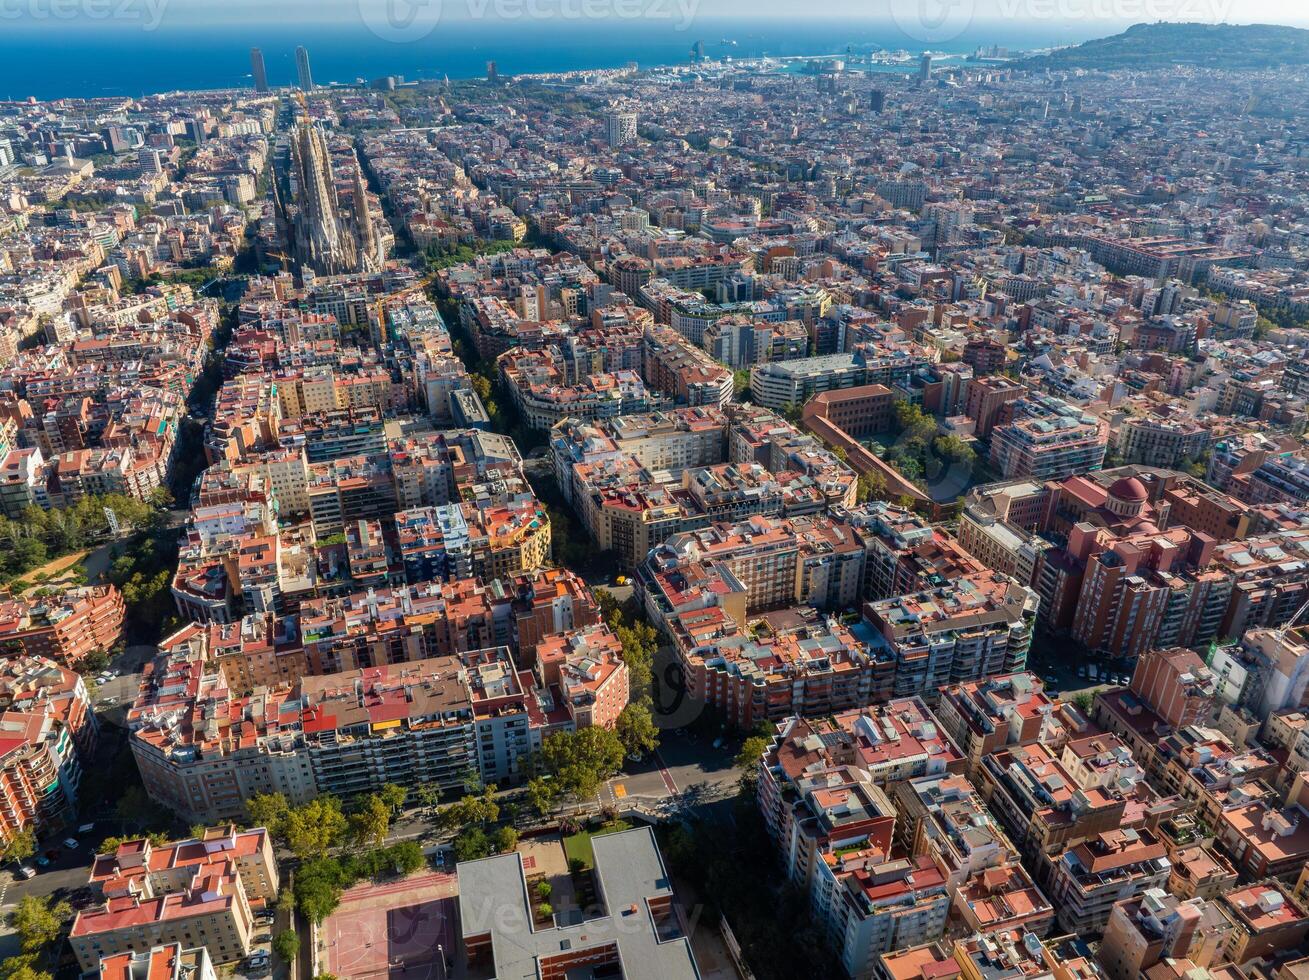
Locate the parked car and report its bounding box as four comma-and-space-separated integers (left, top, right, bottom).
17, 866, 36, 879
62, 838, 79, 850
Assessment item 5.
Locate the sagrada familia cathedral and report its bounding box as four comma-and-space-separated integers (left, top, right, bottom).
280, 122, 382, 276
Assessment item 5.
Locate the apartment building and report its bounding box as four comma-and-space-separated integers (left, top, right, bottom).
750, 353, 866, 410
1216, 800, 1309, 881
952, 930, 1104, 980
862, 572, 1039, 700
98, 943, 217, 980
966, 376, 1027, 440
674, 608, 894, 726
642, 324, 733, 407
277, 406, 385, 463
814, 851, 951, 980
1045, 828, 1171, 934
70, 829, 266, 974
1129, 647, 1218, 730
1211, 530, 1309, 639
534, 624, 629, 730
1096, 890, 1234, 980
757, 744, 897, 897
934, 673, 1063, 773
0, 656, 98, 854
1115, 412, 1208, 469
126, 646, 538, 823
0, 585, 126, 666
1220, 885, 1309, 965
889, 772, 1053, 936
974, 741, 1132, 865
989, 395, 1108, 482
88, 826, 279, 906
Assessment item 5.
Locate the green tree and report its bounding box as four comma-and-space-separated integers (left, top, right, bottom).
349, 794, 391, 850
524, 776, 557, 818
387, 840, 426, 876
439, 785, 499, 832
294, 857, 351, 923
3, 828, 36, 864
615, 702, 659, 758
247, 791, 290, 836
10, 895, 72, 953
492, 825, 519, 854
732, 370, 751, 398
594, 587, 622, 626
453, 826, 491, 862
411, 782, 441, 811
540, 726, 625, 800
284, 797, 346, 860
378, 782, 408, 815
272, 929, 300, 963
735, 735, 771, 788
534, 880, 553, 901
857, 470, 887, 503
615, 619, 657, 704
0, 953, 52, 980
536, 902, 554, 919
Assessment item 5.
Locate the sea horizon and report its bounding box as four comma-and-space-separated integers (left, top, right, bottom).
2, 16, 1140, 101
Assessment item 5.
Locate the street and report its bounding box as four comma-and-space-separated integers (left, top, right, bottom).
598, 728, 741, 812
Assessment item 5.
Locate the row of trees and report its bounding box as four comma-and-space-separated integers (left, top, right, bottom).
245, 786, 426, 929
247, 784, 408, 861
4, 894, 72, 980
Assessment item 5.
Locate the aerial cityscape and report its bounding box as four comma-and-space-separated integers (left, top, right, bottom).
4, 6, 1309, 980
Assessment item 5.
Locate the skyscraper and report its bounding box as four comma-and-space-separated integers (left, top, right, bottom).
250, 48, 269, 93
296, 46, 314, 91
870, 89, 886, 114
605, 111, 637, 148
919, 53, 933, 84
486, 60, 498, 83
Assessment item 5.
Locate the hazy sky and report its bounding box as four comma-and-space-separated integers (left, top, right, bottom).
36, 0, 1309, 25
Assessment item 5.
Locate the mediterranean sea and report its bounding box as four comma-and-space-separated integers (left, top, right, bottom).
0, 17, 1120, 101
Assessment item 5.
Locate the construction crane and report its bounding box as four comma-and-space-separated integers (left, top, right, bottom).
264, 250, 294, 272
1276, 596, 1309, 640
371, 276, 434, 341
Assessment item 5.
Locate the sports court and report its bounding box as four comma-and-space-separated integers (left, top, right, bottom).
320, 871, 458, 980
